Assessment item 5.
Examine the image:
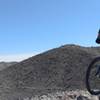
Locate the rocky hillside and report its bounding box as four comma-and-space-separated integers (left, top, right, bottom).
19, 90, 99, 100
0, 44, 100, 100
0, 62, 17, 71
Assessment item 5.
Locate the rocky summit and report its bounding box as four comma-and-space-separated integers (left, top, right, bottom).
0, 44, 100, 100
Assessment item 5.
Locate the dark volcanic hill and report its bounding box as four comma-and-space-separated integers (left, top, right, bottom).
0, 44, 100, 99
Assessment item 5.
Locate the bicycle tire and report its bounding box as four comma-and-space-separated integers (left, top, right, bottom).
86, 57, 100, 95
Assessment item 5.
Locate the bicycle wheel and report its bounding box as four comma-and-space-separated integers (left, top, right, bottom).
86, 57, 100, 95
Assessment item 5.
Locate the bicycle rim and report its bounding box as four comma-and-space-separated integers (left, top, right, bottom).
86, 57, 100, 95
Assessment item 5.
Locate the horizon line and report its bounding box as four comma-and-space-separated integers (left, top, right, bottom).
0, 53, 39, 62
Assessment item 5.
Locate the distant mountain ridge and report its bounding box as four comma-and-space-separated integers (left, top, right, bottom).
0, 44, 100, 99
0, 62, 17, 71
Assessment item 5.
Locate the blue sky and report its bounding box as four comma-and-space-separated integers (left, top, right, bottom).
0, 0, 100, 61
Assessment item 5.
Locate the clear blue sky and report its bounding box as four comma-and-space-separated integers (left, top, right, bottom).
0, 0, 100, 56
